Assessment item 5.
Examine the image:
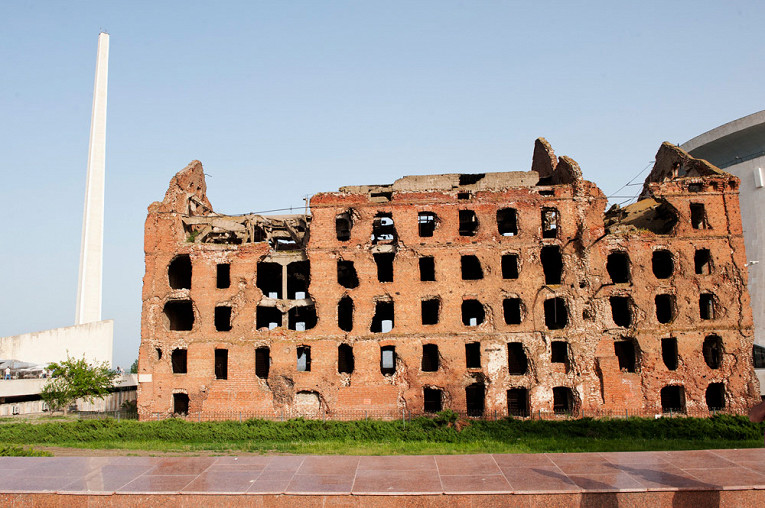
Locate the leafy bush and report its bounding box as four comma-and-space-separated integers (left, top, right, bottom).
0, 445, 52, 457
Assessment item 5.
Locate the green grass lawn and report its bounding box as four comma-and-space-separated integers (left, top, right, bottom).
0, 413, 761, 455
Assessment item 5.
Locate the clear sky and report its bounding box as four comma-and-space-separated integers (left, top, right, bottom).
1, 1, 763, 369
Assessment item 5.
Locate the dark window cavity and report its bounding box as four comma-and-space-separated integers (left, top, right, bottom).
336, 211, 352, 241
171, 349, 187, 374
214, 349, 228, 380
338, 344, 354, 374
544, 297, 568, 330
337, 260, 359, 289
459, 210, 478, 236
553, 387, 574, 414
421, 344, 439, 372
695, 248, 712, 275
423, 387, 442, 413
156, 348, 163, 360
610, 296, 632, 327
606, 251, 630, 283
501, 254, 519, 279
461, 255, 483, 280
297, 346, 311, 372
288, 305, 317, 331
690, 203, 709, 229
287, 261, 310, 299
370, 300, 394, 333
703, 335, 723, 369
466, 383, 485, 416
164, 300, 194, 331
461, 299, 485, 327
655, 294, 675, 324
503, 298, 523, 325
168, 255, 192, 290
457, 191, 471, 200
614, 339, 637, 372
541, 208, 559, 239
652, 250, 674, 279
214, 306, 232, 332
660, 385, 685, 413
460, 173, 485, 185
372, 213, 396, 244
421, 298, 440, 325
706, 383, 725, 410
380, 346, 396, 375
507, 388, 529, 417
700, 293, 716, 320
338, 296, 354, 332
541, 245, 563, 284
465, 342, 481, 368
507, 343, 528, 375
418, 212, 438, 237
497, 208, 518, 236
257, 262, 282, 298
256, 306, 282, 330
373, 253, 394, 282
551, 341, 568, 365
216, 263, 230, 289
662, 338, 678, 370
419, 256, 435, 281
255, 347, 270, 379
173, 393, 189, 415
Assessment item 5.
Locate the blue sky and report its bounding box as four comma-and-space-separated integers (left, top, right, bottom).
1, 1, 763, 369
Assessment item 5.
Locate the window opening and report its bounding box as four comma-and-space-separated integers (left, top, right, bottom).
465, 342, 481, 368
501, 254, 519, 279
459, 173, 485, 185
660, 385, 685, 413
421, 298, 440, 325
338, 296, 354, 332
156, 348, 162, 360
287, 261, 310, 299
461, 255, 483, 280
423, 387, 442, 413
699, 294, 716, 320
216, 263, 230, 289
214, 306, 232, 332
337, 260, 359, 289
459, 210, 478, 236
373, 253, 394, 282
541, 246, 563, 284
370, 191, 392, 202
214, 349, 228, 380
164, 300, 194, 331
297, 346, 311, 372
380, 346, 396, 375
338, 344, 354, 374
256, 306, 282, 330
255, 347, 270, 379
336, 211, 352, 241
703, 335, 723, 369
544, 297, 568, 329
754, 344, 765, 369
457, 192, 471, 200
541, 208, 559, 239
419, 256, 435, 281
507, 388, 529, 417
695, 249, 712, 275
652, 250, 674, 279
655, 294, 675, 324
606, 252, 630, 283
422, 344, 439, 372
706, 383, 725, 410
372, 213, 397, 244
614, 339, 637, 372
370, 300, 394, 333
662, 338, 678, 370
552, 387, 573, 414
171, 349, 187, 374
551, 341, 568, 365
257, 262, 282, 298
507, 343, 528, 374
503, 298, 523, 325
610, 296, 632, 327
461, 300, 485, 327
168, 255, 192, 290
466, 383, 485, 416
418, 212, 437, 237
690, 203, 709, 229
288, 305, 317, 331
497, 208, 518, 236
173, 393, 189, 415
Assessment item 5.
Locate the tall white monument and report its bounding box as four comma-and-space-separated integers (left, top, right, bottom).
76, 32, 109, 325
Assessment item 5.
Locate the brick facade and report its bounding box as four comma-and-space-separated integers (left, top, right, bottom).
137, 139, 760, 419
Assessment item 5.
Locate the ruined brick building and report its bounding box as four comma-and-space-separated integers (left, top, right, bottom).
137, 139, 760, 419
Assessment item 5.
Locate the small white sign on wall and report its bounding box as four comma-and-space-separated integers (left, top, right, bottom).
754, 167, 763, 188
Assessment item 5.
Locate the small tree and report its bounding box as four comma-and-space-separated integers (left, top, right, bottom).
129, 359, 138, 374
41, 357, 117, 414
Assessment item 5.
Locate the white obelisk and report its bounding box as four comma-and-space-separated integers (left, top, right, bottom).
75, 32, 109, 325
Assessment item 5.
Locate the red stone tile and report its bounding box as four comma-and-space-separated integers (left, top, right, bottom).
285, 474, 355, 494
358, 455, 437, 471
434, 454, 500, 475
492, 454, 555, 468
262, 456, 305, 472
0, 475, 78, 492
352, 469, 442, 495
440, 474, 512, 494
500, 466, 581, 493
599, 451, 671, 465
567, 472, 644, 492
183, 470, 260, 493
297, 456, 359, 475
710, 448, 765, 463
627, 469, 717, 491
59, 465, 153, 493
684, 466, 765, 489
145, 457, 215, 475
663, 450, 737, 469
117, 474, 197, 493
